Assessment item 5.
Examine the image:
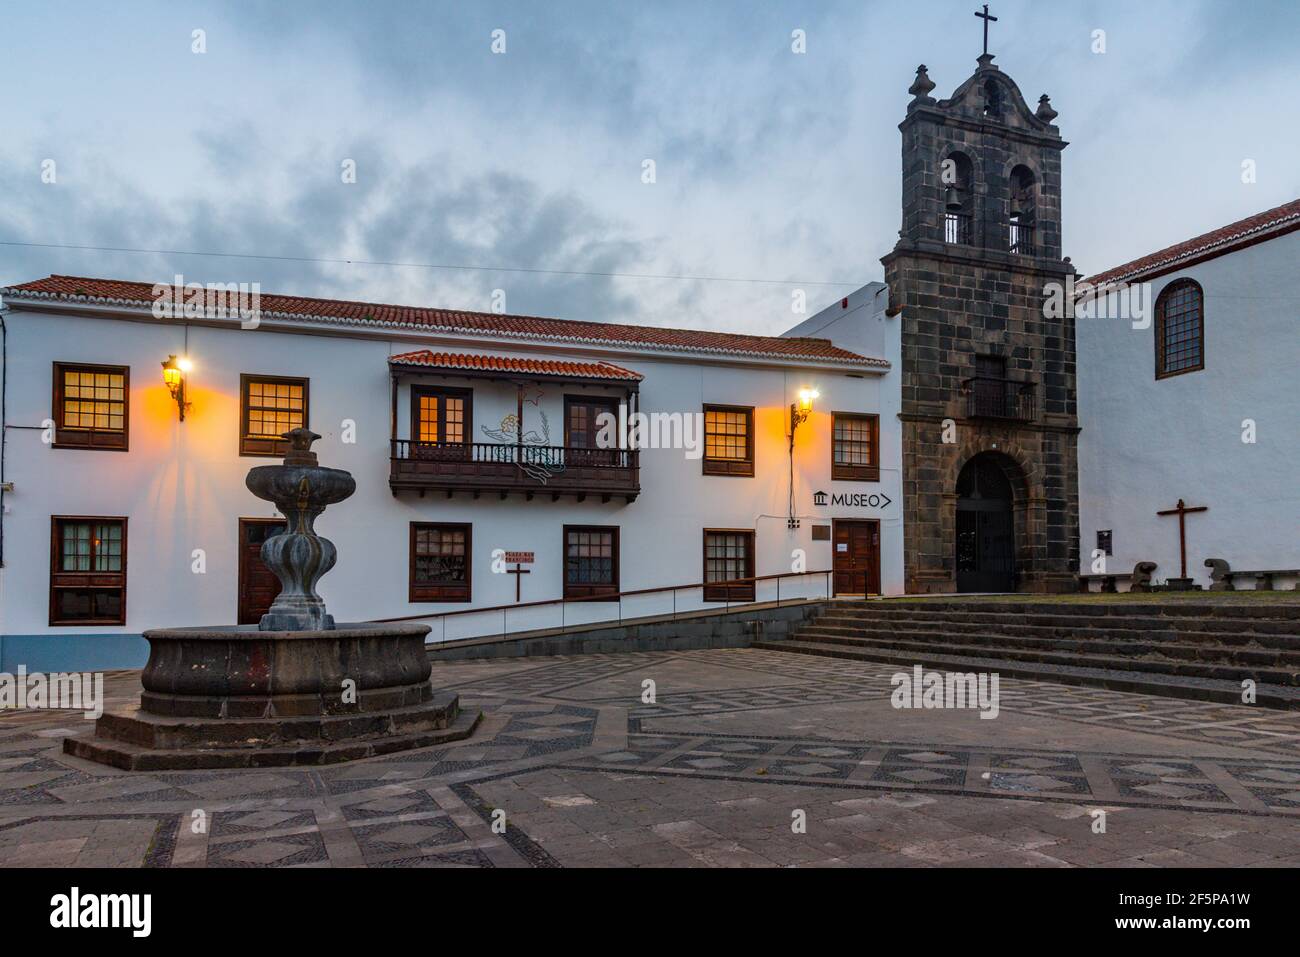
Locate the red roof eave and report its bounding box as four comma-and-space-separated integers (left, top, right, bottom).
1084, 198, 1300, 288
387, 350, 643, 382
1, 275, 890, 370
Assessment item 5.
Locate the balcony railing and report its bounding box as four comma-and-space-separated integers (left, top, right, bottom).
390, 439, 640, 501
962, 376, 1036, 422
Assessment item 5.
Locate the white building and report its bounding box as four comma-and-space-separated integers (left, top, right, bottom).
0, 275, 903, 671
1076, 198, 1300, 590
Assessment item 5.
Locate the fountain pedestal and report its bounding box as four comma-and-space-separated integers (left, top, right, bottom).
64, 429, 479, 770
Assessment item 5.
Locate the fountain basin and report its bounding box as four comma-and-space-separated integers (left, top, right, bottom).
139, 622, 434, 717
63, 623, 482, 770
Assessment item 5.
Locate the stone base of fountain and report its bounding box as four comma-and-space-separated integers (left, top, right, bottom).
64, 622, 481, 770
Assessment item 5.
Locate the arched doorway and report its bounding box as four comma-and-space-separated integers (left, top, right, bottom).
955, 453, 1016, 592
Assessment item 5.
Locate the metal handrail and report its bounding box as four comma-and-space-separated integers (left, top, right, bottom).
372, 568, 836, 641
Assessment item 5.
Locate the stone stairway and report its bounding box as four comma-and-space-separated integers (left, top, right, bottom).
751, 599, 1300, 710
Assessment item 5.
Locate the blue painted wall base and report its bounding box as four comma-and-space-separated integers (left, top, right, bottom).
0, 634, 149, 673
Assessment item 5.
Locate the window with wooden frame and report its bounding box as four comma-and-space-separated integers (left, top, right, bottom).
563, 525, 619, 600
241, 375, 308, 456
1155, 279, 1205, 379
409, 523, 471, 602
413, 386, 471, 443
702, 405, 754, 476
50, 516, 127, 625
831, 413, 880, 481
52, 363, 129, 450
703, 529, 755, 602
565, 395, 620, 466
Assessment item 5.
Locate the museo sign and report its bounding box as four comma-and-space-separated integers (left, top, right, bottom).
812, 490, 893, 510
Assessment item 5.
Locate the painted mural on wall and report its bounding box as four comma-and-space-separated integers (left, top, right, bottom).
481, 409, 566, 485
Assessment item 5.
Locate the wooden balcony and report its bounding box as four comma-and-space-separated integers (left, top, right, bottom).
389, 440, 640, 502
962, 375, 1036, 422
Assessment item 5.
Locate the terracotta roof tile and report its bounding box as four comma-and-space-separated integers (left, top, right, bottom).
2, 275, 888, 368
388, 350, 642, 381
1086, 198, 1300, 287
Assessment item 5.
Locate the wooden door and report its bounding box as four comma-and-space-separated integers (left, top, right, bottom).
833, 520, 880, 596
238, 518, 286, 625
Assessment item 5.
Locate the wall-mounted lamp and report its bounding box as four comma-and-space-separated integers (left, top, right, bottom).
161, 354, 193, 421
790, 388, 819, 434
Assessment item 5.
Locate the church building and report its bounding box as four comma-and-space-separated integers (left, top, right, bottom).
1076, 198, 1300, 590
805, 50, 1080, 594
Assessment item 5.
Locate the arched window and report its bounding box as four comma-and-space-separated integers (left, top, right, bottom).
983, 79, 1004, 118
942, 151, 974, 245
1008, 165, 1036, 255
1154, 279, 1205, 378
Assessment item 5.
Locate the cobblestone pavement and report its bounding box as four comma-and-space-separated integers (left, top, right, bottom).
3, 647, 1300, 868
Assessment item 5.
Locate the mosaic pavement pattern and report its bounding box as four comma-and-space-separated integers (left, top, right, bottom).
3, 648, 1300, 868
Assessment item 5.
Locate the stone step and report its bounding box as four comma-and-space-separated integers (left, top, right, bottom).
801, 621, 1300, 658
92, 691, 464, 750
831, 600, 1300, 621
819, 608, 1300, 636
789, 630, 1300, 686
62, 705, 483, 771
751, 639, 1300, 710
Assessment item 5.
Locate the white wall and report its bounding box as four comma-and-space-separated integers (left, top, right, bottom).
1076, 231, 1299, 589
0, 303, 901, 667
785, 282, 905, 596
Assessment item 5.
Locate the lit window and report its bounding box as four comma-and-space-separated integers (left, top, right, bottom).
241, 375, 308, 456
413, 388, 470, 444
53, 363, 129, 450
832, 413, 880, 481
703, 405, 754, 476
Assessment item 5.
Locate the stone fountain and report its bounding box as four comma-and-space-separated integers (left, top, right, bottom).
65, 429, 479, 770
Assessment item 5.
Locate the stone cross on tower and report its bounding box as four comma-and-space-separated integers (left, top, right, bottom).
975, 4, 998, 55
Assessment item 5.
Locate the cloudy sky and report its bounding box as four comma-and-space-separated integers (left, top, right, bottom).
2, 0, 1297, 335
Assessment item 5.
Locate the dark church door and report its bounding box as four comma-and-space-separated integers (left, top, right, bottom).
238, 518, 287, 624
955, 455, 1015, 592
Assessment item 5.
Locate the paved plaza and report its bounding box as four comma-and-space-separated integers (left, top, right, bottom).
3, 647, 1300, 868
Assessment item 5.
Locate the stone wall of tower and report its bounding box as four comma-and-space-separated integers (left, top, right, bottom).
884, 60, 1079, 593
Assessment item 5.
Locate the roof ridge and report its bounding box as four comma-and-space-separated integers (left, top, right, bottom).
24, 274, 827, 346
3, 274, 890, 368
1086, 197, 1300, 285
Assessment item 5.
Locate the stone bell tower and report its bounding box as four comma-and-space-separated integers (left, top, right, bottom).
881, 51, 1080, 593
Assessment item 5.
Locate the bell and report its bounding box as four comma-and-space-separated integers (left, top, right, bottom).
945, 185, 963, 211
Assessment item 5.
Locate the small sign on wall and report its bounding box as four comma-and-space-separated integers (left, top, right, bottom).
811, 525, 830, 541
503, 551, 535, 564
836, 543, 848, 552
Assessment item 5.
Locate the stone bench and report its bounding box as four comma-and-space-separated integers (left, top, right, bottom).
1078, 561, 1157, 593
1205, 559, 1300, 591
